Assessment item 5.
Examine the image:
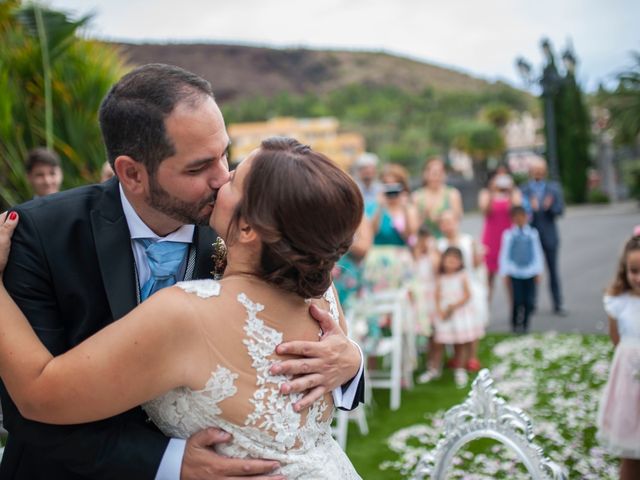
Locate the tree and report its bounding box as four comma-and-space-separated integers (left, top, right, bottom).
0, 1, 128, 208
555, 69, 590, 203
540, 41, 591, 203
450, 119, 505, 182
603, 52, 640, 145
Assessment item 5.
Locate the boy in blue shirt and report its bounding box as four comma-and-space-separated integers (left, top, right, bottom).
499, 205, 545, 333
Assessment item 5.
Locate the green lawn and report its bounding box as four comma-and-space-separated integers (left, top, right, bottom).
0, 333, 621, 478
345, 333, 620, 479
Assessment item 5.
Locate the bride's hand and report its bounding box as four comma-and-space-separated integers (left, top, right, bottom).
0, 211, 18, 276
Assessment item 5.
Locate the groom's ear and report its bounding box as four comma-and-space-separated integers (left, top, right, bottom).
115, 156, 147, 194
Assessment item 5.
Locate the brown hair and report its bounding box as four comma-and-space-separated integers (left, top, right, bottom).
231, 137, 364, 298
381, 163, 410, 192
439, 246, 465, 273
25, 147, 60, 172
607, 235, 640, 296
422, 155, 444, 172
99, 63, 214, 176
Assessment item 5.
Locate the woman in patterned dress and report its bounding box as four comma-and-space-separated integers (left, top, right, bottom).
412, 156, 463, 239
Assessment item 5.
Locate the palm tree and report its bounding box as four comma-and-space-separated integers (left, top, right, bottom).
0, 1, 128, 207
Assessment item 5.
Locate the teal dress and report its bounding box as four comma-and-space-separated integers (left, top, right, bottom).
333, 253, 363, 309
362, 208, 414, 292
360, 207, 415, 354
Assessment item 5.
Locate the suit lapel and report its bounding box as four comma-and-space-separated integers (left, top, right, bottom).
90, 179, 138, 321
192, 226, 217, 280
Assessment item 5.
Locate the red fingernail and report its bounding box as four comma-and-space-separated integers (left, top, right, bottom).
9, 212, 17, 221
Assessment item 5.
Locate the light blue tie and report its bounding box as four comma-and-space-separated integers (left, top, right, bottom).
138, 239, 189, 301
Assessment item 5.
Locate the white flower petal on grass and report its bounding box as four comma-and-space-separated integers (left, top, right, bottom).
383, 333, 618, 478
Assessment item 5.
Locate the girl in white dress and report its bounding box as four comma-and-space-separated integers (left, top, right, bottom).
0, 138, 364, 479
433, 247, 482, 388
437, 210, 488, 372
597, 234, 640, 480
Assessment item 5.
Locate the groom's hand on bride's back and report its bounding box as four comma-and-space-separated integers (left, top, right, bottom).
181, 428, 284, 480
271, 304, 361, 411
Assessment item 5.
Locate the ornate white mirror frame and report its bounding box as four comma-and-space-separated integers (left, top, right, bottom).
412, 369, 568, 480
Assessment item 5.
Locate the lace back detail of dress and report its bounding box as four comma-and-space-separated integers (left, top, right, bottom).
238, 293, 330, 450
142, 284, 361, 478
175, 279, 221, 298
322, 287, 340, 324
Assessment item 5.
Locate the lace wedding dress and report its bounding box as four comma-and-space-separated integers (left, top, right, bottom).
142, 278, 362, 479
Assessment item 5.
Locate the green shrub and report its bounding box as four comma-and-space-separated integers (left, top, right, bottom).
587, 188, 610, 204
623, 160, 640, 200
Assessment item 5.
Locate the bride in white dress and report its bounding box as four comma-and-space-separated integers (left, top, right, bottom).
0, 138, 363, 479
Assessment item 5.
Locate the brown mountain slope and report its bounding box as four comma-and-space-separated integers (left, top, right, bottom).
115, 42, 500, 102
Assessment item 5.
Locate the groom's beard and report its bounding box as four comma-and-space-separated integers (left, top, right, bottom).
148, 175, 215, 226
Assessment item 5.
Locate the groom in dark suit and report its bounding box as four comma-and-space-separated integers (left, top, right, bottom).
0, 64, 364, 480
520, 159, 566, 316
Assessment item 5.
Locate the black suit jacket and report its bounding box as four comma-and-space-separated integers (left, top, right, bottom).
0, 178, 216, 480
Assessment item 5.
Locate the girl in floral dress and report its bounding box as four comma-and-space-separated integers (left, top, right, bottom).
598, 234, 640, 480
412, 226, 440, 383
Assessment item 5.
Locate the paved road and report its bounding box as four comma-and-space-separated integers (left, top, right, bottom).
460, 201, 639, 334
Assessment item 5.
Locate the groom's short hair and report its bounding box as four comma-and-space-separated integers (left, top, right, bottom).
99, 63, 214, 176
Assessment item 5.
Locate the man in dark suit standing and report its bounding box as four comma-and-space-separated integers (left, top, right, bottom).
520, 159, 567, 316
0, 64, 363, 480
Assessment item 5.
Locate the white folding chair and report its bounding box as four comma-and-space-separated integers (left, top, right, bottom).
331, 298, 372, 450
332, 405, 369, 451
350, 288, 411, 411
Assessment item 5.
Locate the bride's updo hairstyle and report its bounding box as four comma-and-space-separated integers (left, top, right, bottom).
231, 137, 363, 298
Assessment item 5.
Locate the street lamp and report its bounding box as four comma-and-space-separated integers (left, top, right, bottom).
562, 49, 576, 74
515, 38, 572, 182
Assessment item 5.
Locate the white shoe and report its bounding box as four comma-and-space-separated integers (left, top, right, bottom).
454, 368, 468, 388
417, 369, 441, 384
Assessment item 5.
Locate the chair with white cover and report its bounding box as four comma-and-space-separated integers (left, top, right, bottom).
332, 403, 369, 451
331, 299, 372, 450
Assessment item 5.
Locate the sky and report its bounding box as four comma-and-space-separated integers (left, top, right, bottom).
47, 0, 639, 92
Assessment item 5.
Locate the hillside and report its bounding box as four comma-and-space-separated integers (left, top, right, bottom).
115, 42, 508, 102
